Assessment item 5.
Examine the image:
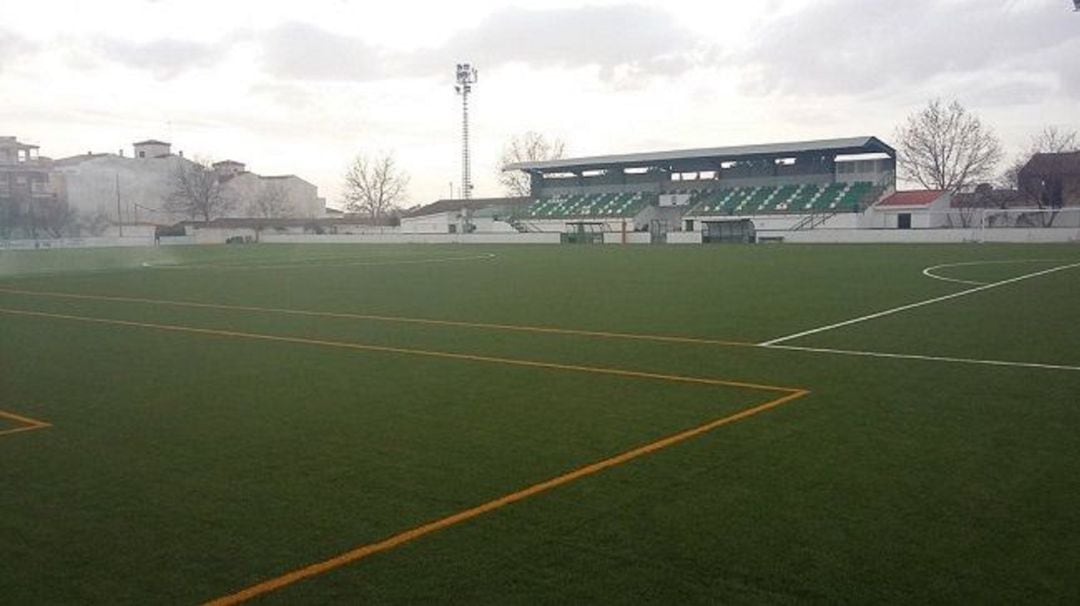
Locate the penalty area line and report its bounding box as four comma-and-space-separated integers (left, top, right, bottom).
763, 343, 1080, 373
0, 286, 755, 349
759, 262, 1080, 346
0, 305, 809, 604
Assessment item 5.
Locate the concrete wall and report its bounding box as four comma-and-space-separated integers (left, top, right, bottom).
471, 217, 518, 233
401, 212, 518, 235
781, 227, 1080, 244
187, 227, 259, 244
602, 232, 651, 244
0, 236, 155, 249
400, 211, 453, 234
517, 218, 637, 233
683, 212, 860, 233
261, 233, 561, 244
666, 231, 703, 244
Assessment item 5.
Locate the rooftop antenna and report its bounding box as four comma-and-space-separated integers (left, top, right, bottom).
455, 63, 478, 199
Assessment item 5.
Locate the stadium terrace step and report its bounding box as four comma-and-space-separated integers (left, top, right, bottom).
518, 192, 654, 220
684, 181, 878, 216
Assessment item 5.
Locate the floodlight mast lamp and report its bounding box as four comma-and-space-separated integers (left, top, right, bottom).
455, 63, 478, 199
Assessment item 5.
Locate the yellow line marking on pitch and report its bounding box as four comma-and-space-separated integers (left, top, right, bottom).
0, 287, 754, 348
0, 409, 51, 438
205, 389, 808, 606
0, 306, 785, 392
0, 305, 807, 603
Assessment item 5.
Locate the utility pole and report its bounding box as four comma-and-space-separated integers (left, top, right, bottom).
115, 172, 124, 237
454, 63, 478, 199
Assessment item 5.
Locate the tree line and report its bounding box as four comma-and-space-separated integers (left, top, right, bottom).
5, 101, 1072, 236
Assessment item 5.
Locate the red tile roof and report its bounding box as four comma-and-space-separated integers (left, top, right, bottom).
876, 190, 946, 208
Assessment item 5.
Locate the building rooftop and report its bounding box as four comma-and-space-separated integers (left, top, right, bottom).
403, 197, 534, 218
876, 190, 947, 208
134, 139, 171, 146
1021, 151, 1080, 176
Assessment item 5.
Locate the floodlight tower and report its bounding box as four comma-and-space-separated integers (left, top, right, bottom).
455, 63, 478, 199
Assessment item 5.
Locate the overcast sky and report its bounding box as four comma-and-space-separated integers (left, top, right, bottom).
3, 0, 1078, 207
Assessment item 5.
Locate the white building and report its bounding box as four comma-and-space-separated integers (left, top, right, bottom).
53, 140, 325, 224
400, 197, 532, 234
864, 190, 952, 229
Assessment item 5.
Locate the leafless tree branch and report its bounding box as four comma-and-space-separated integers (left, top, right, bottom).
895, 99, 1003, 194
166, 158, 235, 222
343, 152, 409, 219
497, 132, 566, 197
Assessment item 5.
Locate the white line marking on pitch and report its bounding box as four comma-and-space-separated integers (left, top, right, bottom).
762, 343, 1080, 372
759, 261, 1080, 346
921, 258, 1065, 286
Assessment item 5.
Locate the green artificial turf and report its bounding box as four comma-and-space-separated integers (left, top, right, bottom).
2, 242, 1079, 604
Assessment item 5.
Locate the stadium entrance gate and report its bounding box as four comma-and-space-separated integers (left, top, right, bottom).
702, 219, 755, 243
649, 219, 669, 244
562, 221, 604, 244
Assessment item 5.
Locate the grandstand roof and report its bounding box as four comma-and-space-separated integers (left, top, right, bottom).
876, 190, 947, 208
404, 197, 533, 218
506, 136, 894, 173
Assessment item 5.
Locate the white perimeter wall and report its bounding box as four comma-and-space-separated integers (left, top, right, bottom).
0, 236, 156, 249
400, 212, 453, 234
261, 233, 561, 244
667, 232, 703, 244
602, 232, 651, 244
780, 228, 1080, 244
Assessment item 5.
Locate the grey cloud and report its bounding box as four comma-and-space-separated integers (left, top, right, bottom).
970, 78, 1057, 106
0, 29, 37, 71
96, 37, 225, 79
259, 22, 385, 81
740, 0, 1080, 99
258, 6, 704, 83
426, 5, 699, 76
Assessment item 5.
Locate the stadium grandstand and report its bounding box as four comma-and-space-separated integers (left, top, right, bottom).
505, 136, 896, 242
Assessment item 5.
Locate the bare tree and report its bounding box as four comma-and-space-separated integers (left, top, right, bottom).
895, 99, 1003, 193
247, 180, 291, 219
497, 131, 566, 197
166, 159, 234, 222
343, 152, 409, 219
1031, 126, 1079, 154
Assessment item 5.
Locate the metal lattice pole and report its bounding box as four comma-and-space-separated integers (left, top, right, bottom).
461, 89, 470, 199
455, 63, 478, 200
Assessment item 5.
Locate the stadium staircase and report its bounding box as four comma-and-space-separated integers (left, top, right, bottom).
506, 216, 530, 233
790, 211, 837, 231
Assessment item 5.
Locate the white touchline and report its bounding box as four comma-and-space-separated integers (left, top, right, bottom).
763, 343, 1080, 372
759, 261, 1080, 346
921, 258, 1065, 286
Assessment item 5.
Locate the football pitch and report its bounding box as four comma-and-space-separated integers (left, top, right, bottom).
2, 242, 1079, 603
